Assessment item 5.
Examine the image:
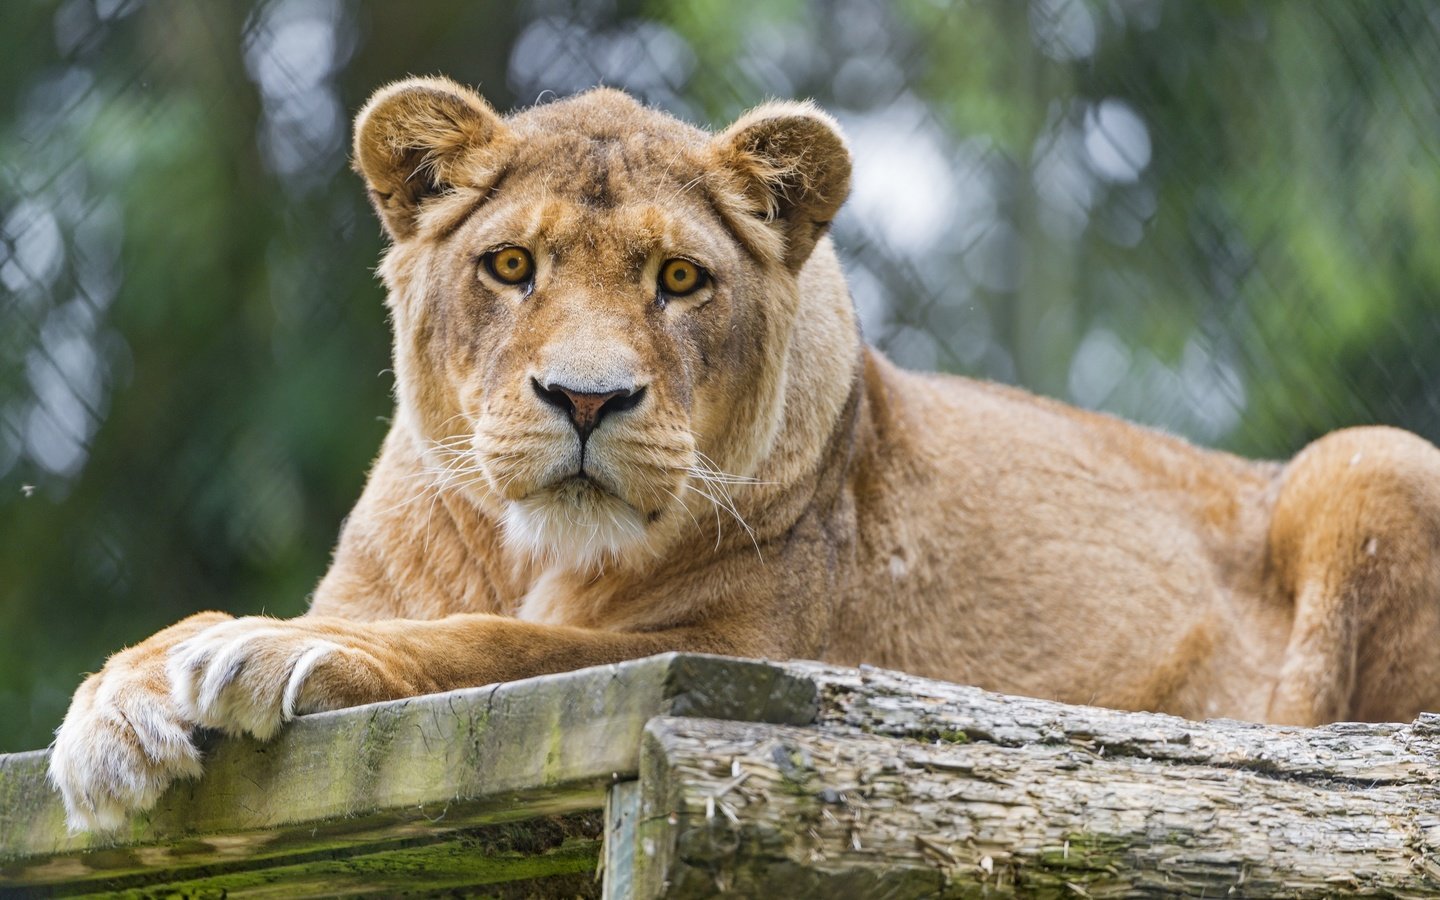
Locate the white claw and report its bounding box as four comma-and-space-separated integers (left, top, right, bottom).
168, 619, 340, 740
51, 617, 342, 833
283, 642, 339, 720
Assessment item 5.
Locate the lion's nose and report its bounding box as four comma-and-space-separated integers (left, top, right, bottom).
532, 378, 646, 440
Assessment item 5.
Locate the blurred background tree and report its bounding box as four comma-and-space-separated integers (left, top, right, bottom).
1, 0, 1437, 752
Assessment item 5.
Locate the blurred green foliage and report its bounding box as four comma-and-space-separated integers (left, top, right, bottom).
1, 0, 1437, 752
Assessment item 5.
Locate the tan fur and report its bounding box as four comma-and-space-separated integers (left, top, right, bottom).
51, 80, 1440, 832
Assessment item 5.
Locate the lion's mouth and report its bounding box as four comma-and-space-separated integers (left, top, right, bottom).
534, 471, 653, 520
552, 471, 620, 500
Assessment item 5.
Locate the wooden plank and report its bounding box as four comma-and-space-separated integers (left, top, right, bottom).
65, 813, 604, 899
0, 653, 817, 893
797, 660, 1440, 785
601, 781, 641, 900
627, 693, 1440, 898
22, 654, 1440, 896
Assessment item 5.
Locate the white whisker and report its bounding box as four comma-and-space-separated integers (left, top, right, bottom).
680, 455, 764, 562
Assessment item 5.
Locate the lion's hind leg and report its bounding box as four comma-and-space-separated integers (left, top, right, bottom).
1266, 426, 1440, 725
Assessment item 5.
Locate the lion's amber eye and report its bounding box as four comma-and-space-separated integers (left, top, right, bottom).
659, 258, 708, 297
484, 247, 534, 285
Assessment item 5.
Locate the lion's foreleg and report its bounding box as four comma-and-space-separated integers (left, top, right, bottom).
165, 613, 733, 729
51, 609, 734, 831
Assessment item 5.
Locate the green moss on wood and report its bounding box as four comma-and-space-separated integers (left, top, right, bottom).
61, 813, 604, 899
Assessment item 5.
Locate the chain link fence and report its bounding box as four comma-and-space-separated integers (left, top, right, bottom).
2, 0, 1438, 751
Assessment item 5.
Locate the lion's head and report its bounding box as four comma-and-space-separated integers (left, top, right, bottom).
352, 78, 852, 572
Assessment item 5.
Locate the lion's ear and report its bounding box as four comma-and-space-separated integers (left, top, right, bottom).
713, 102, 852, 271
352, 77, 508, 240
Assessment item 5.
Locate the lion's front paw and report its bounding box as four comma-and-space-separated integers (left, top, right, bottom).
49, 665, 203, 833
167, 617, 345, 741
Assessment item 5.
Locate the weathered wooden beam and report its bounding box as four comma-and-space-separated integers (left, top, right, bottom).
0, 653, 816, 894
616, 663, 1440, 898
42, 812, 606, 899
9, 655, 1440, 897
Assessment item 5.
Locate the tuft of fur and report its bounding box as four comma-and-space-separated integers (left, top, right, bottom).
500, 484, 651, 573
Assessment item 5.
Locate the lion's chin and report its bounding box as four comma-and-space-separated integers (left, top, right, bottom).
499, 477, 650, 572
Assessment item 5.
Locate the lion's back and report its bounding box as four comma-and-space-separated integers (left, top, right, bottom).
829, 349, 1288, 716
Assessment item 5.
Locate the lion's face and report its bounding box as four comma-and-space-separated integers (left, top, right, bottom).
353, 81, 849, 571
405, 110, 752, 570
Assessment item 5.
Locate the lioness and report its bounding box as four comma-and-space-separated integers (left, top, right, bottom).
51, 78, 1440, 832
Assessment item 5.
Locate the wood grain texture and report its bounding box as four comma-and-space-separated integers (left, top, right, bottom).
6, 655, 1440, 897
622, 662, 1440, 898
0, 653, 814, 893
